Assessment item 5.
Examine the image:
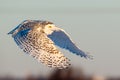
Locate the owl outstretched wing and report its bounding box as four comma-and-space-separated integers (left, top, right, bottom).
8, 25, 70, 69
47, 30, 92, 59
8, 20, 41, 36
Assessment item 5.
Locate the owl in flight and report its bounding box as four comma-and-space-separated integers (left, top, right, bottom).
8, 20, 92, 69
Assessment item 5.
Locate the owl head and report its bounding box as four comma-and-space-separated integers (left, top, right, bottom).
43, 23, 61, 35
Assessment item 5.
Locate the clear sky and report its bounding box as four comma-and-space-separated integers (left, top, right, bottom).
0, 0, 120, 77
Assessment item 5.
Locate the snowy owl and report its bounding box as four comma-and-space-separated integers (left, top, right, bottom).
8, 20, 92, 69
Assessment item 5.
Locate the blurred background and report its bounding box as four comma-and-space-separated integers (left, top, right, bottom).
0, 0, 120, 80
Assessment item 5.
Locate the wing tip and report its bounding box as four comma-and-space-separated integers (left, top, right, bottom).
7, 30, 14, 37
84, 52, 93, 60
8, 30, 13, 35
77, 50, 93, 60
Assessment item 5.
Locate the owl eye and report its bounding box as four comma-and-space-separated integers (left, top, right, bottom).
48, 26, 52, 28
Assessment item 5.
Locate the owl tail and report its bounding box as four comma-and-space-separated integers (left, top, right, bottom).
37, 51, 70, 69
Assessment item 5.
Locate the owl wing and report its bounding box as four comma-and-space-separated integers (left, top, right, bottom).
47, 30, 92, 59
10, 28, 70, 69
8, 20, 31, 35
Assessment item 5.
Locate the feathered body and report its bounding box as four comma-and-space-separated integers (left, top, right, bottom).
8, 20, 92, 69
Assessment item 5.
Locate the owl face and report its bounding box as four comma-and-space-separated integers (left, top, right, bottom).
43, 24, 60, 35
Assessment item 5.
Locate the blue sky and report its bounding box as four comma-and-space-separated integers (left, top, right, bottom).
0, 0, 120, 77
